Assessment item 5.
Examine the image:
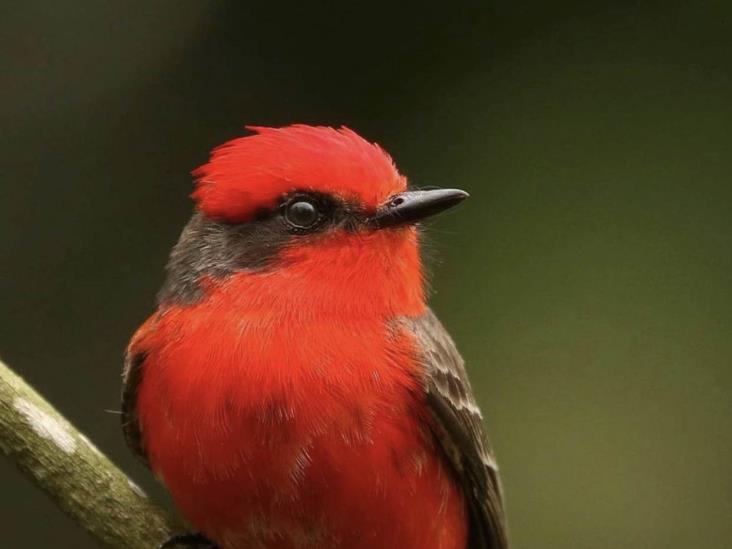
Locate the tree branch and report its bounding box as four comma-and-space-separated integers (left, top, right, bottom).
0, 357, 175, 548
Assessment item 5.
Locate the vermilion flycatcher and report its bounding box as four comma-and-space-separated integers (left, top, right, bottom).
122, 125, 508, 549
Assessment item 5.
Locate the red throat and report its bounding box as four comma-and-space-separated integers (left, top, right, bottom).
131, 125, 469, 549
132, 227, 468, 548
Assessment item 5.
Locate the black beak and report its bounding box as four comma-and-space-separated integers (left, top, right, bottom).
368, 188, 469, 229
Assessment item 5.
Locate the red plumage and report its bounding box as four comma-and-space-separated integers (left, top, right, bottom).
192, 125, 406, 222
124, 125, 499, 549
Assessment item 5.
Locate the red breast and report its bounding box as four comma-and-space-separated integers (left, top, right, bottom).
130, 125, 470, 548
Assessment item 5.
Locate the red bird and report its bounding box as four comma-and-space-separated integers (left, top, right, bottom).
122, 125, 508, 549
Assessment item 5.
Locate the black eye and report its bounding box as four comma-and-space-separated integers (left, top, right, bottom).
284, 198, 320, 229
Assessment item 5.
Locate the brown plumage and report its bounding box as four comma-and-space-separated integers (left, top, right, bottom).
121, 125, 508, 549
406, 309, 508, 549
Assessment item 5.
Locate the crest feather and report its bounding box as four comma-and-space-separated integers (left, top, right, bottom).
192, 125, 406, 222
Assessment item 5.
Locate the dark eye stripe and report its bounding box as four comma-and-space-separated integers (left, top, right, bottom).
277, 191, 369, 234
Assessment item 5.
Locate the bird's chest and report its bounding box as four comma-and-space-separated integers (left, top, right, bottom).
136, 312, 465, 548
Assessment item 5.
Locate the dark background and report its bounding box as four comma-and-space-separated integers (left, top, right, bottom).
1, 1, 731, 547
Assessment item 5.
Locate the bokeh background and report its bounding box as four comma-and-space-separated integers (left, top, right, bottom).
1, 1, 731, 547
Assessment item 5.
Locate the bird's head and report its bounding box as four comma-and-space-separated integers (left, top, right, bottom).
159, 125, 467, 315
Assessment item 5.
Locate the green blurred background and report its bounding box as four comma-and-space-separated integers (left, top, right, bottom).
1, 1, 730, 547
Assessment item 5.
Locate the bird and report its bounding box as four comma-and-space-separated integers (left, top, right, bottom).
122, 124, 508, 549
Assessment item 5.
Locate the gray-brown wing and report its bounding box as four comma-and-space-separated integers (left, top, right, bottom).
121, 351, 149, 466
404, 309, 508, 549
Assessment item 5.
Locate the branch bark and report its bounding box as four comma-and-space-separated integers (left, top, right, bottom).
0, 357, 175, 548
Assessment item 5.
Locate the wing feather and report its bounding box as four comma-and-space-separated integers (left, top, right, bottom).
121, 350, 149, 466
403, 308, 508, 549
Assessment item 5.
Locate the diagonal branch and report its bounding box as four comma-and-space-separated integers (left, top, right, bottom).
0, 357, 175, 548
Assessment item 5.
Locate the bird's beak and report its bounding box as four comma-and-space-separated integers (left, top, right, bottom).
368, 188, 469, 229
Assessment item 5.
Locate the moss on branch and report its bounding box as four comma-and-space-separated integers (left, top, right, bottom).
0, 357, 175, 548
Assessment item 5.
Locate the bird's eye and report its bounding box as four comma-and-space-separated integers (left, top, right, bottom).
284, 198, 320, 229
